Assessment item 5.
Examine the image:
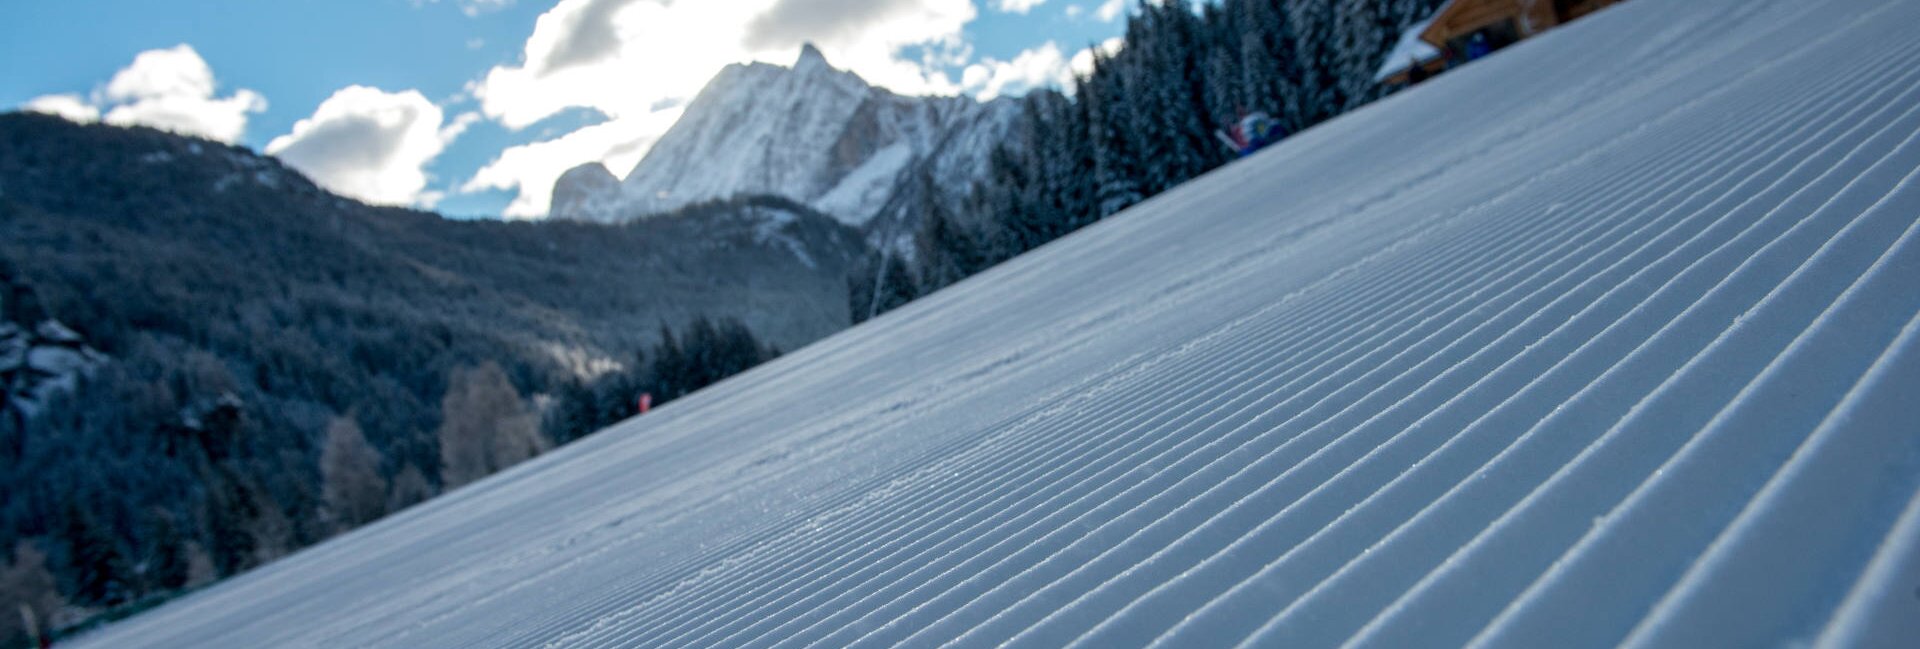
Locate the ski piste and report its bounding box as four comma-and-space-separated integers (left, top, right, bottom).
68, 0, 1920, 646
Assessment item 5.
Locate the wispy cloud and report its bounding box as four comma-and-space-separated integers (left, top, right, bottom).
993, 0, 1049, 15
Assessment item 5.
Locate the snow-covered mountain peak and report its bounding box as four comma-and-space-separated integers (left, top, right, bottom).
549, 44, 1021, 233
549, 161, 621, 222
794, 42, 830, 74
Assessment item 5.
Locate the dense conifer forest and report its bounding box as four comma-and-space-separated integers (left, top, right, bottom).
853, 0, 1444, 320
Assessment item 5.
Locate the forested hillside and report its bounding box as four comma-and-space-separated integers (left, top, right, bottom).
0, 113, 859, 642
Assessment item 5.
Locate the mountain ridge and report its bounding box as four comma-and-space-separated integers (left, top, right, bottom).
550, 45, 1022, 237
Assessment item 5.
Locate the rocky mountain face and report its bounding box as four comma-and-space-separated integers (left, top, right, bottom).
550, 45, 1022, 243
0, 276, 106, 423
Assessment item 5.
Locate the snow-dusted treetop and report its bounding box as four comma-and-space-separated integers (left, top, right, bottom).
72, 0, 1920, 646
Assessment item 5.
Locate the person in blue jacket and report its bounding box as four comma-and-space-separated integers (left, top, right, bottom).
1466, 32, 1492, 61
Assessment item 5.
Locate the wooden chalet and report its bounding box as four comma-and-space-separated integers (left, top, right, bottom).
1377, 0, 1629, 88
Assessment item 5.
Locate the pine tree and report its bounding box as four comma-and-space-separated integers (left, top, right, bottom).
144, 511, 190, 592
999, 92, 1065, 250
1147, 2, 1219, 183
1060, 82, 1101, 231
915, 208, 986, 293
1238, 0, 1304, 129
1204, 45, 1242, 141
1286, 0, 1343, 125
1334, 0, 1390, 108
546, 379, 600, 444
1085, 51, 1145, 216
652, 323, 688, 399
61, 502, 129, 606
875, 256, 919, 317
201, 471, 257, 577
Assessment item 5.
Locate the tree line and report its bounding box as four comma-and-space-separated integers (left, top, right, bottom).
544, 316, 781, 447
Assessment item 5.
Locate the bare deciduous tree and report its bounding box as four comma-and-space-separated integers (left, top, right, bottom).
1, 541, 65, 647
183, 541, 216, 589
439, 362, 547, 489
387, 461, 435, 513
321, 416, 387, 531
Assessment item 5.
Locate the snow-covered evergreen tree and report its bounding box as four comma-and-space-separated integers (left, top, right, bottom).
1084, 51, 1145, 217
1334, 0, 1389, 108
1286, 0, 1343, 124
1233, 0, 1305, 129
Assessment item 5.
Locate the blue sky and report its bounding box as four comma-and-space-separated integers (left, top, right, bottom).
2, 0, 1130, 218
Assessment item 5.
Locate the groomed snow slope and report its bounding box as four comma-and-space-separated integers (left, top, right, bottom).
75, 0, 1920, 646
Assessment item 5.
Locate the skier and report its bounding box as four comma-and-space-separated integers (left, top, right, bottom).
1466, 32, 1492, 61
1215, 109, 1285, 158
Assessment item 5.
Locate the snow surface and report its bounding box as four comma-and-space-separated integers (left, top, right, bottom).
73, 0, 1920, 646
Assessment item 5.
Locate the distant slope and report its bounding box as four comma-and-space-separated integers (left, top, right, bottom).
550, 44, 1019, 235
71, 0, 1920, 646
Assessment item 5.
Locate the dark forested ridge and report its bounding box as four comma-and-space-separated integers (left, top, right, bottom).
0, 112, 863, 643
853, 0, 1443, 321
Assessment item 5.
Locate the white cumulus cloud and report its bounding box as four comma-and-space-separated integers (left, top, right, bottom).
464, 0, 980, 217
266, 86, 470, 208
994, 0, 1048, 13
20, 45, 266, 144
1095, 0, 1127, 22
